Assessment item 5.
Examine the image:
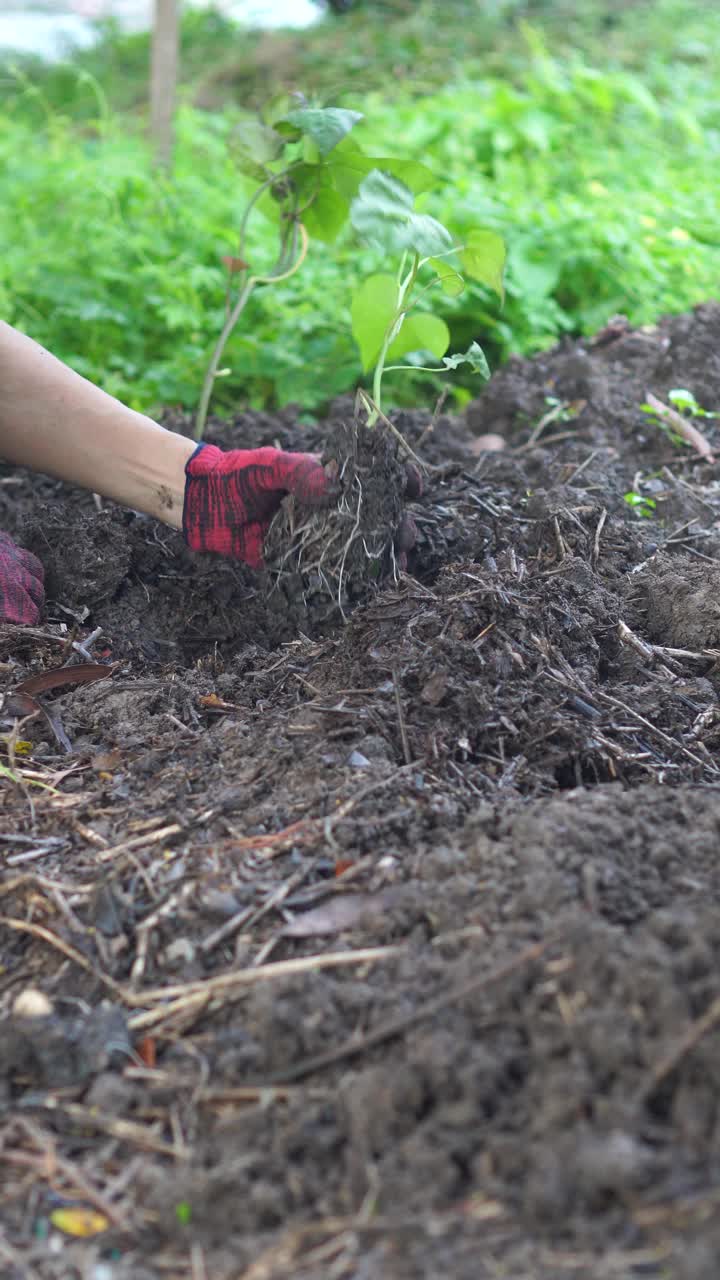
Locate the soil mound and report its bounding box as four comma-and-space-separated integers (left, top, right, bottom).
4, 303, 720, 1278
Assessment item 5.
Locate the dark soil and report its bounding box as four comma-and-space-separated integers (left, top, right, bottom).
3, 303, 720, 1278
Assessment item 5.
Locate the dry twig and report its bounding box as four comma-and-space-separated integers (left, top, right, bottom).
645, 391, 715, 462
638, 993, 720, 1103
127, 944, 405, 1032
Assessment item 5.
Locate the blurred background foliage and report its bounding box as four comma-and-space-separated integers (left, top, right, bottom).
2, 0, 720, 416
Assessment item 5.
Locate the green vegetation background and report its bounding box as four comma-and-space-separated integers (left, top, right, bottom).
2, 0, 719, 417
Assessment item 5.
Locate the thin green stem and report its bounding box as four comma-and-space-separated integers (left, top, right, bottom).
69, 69, 110, 133
369, 253, 419, 426
195, 275, 257, 440
195, 224, 309, 440
237, 162, 301, 264
252, 221, 307, 286
382, 363, 446, 373
225, 162, 301, 316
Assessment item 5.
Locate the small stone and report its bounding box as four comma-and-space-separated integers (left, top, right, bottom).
347, 750, 370, 768
200, 888, 242, 919
354, 733, 390, 760
13, 989, 53, 1018
163, 938, 196, 967
468, 433, 506, 454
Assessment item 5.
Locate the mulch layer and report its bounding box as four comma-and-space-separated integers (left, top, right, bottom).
3, 303, 720, 1278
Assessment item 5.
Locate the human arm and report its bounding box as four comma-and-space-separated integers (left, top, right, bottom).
0, 322, 333, 569
0, 322, 416, 622
0, 321, 195, 528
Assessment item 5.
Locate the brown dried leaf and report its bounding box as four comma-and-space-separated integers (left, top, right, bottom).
1, 690, 72, 753
91, 749, 122, 772
199, 692, 238, 711
15, 662, 116, 697
221, 255, 249, 274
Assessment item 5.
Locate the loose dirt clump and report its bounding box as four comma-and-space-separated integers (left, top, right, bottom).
264, 417, 412, 626
4, 303, 720, 1279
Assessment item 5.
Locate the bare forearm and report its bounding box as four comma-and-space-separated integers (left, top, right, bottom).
0, 323, 195, 528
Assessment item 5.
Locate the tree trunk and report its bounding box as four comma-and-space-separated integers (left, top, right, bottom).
150, 0, 179, 171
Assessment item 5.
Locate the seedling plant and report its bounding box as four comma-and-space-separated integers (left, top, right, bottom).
641, 388, 717, 439
347, 168, 505, 423
640, 388, 717, 462
196, 99, 507, 615
624, 490, 657, 519
195, 98, 368, 437
196, 101, 505, 439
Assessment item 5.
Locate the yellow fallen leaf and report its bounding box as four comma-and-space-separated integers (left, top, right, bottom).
1, 737, 32, 755
50, 1207, 109, 1237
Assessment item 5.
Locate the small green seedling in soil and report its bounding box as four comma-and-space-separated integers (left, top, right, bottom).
175, 1201, 192, 1226
195, 101, 439, 437
524, 394, 583, 447
640, 388, 717, 451
540, 395, 587, 426
348, 169, 505, 422
624, 490, 656, 518
666, 389, 717, 419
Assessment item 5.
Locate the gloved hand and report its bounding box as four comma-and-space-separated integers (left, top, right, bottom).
183, 443, 334, 569
0, 533, 44, 625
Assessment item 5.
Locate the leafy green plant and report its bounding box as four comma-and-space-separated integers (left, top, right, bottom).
624, 491, 656, 518
196, 107, 505, 434
194, 100, 451, 436
4, 3, 720, 416
642, 387, 717, 422
195, 100, 361, 436
349, 170, 504, 420
640, 387, 717, 455
540, 395, 577, 423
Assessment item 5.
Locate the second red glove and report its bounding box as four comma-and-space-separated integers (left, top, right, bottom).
0, 532, 45, 625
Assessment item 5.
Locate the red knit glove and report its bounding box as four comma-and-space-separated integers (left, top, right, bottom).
183, 444, 333, 569
0, 533, 44, 625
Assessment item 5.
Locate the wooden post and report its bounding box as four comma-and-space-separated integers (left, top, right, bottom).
150, 0, 179, 170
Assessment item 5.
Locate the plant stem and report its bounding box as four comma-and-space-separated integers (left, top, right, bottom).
195, 276, 257, 440
382, 363, 444, 373
224, 165, 301, 322
252, 221, 308, 286
194, 224, 309, 440
356, 389, 429, 472
368, 253, 419, 426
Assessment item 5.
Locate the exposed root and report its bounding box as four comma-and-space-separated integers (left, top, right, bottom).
264, 417, 409, 620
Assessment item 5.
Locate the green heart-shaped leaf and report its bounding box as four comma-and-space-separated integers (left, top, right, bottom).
460, 229, 506, 300
233, 118, 285, 176
386, 312, 450, 362
328, 146, 436, 200
284, 107, 363, 156
351, 273, 398, 371
351, 170, 452, 258
428, 257, 465, 297
304, 188, 349, 243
